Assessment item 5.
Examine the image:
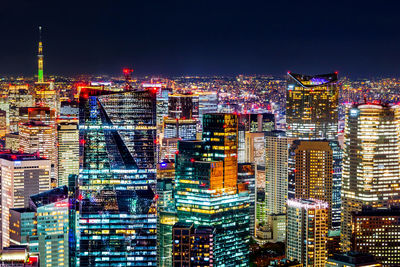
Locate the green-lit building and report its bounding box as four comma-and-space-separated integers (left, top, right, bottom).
174, 113, 250, 266
157, 177, 178, 267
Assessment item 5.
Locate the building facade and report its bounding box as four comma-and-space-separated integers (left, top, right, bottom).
286, 72, 338, 140
341, 103, 400, 251
286, 199, 328, 267
76, 87, 158, 266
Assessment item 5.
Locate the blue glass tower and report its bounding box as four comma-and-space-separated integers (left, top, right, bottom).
76, 88, 158, 266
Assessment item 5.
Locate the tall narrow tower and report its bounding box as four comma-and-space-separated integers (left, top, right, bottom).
38, 26, 44, 83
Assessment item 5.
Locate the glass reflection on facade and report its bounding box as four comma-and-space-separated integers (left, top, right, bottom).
76, 88, 157, 266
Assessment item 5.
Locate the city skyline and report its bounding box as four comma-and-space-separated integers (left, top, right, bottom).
2, 1, 400, 266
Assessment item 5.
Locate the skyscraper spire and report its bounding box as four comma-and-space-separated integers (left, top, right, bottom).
38, 26, 44, 83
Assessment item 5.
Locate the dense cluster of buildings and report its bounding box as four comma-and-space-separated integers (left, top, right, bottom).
0, 29, 399, 267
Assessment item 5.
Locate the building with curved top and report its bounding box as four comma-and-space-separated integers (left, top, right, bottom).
286, 72, 338, 140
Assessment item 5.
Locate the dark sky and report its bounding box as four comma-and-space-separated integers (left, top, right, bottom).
1, 0, 400, 77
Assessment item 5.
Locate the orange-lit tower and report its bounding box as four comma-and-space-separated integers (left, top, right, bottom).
38, 26, 44, 83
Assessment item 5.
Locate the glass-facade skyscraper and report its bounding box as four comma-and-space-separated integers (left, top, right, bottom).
174, 113, 250, 266
286, 72, 338, 140
76, 87, 158, 266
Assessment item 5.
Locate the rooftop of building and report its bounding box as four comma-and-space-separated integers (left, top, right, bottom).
10, 207, 35, 213
354, 206, 400, 217
30, 186, 68, 209
287, 198, 329, 209
21, 120, 51, 127
329, 252, 379, 265
352, 101, 392, 109
0, 152, 48, 161
288, 72, 338, 88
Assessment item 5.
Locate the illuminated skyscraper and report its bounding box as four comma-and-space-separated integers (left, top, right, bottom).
330, 141, 342, 231
19, 121, 57, 170
156, 166, 177, 267
352, 207, 400, 266
8, 84, 34, 132
196, 91, 218, 127
341, 103, 400, 251
286, 72, 338, 140
156, 87, 172, 127
168, 93, 197, 119
249, 113, 275, 133
172, 222, 215, 266
174, 113, 250, 266
286, 199, 328, 266
19, 107, 55, 126
76, 87, 158, 266
163, 118, 197, 140
244, 132, 265, 166
10, 186, 69, 267
294, 140, 334, 229
202, 113, 238, 190
0, 153, 51, 248
265, 131, 292, 216
57, 122, 79, 186
238, 163, 256, 236
0, 110, 6, 138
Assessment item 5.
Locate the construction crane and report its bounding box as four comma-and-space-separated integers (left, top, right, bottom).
123, 68, 133, 90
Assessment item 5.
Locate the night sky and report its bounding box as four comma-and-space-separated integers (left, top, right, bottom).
1, 0, 400, 77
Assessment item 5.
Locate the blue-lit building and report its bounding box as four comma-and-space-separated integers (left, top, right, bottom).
76, 87, 158, 266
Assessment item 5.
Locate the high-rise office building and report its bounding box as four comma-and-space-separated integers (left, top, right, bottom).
168, 93, 197, 119
157, 87, 173, 128
8, 84, 34, 132
163, 118, 197, 140
19, 121, 57, 184
269, 213, 286, 243
352, 207, 400, 266
5, 133, 19, 152
286, 72, 338, 140
265, 131, 292, 216
245, 132, 265, 166
250, 113, 275, 133
0, 110, 6, 138
238, 163, 256, 236
326, 252, 382, 267
202, 113, 239, 190
159, 138, 179, 162
172, 222, 215, 267
76, 87, 158, 266
341, 103, 400, 251
19, 107, 55, 126
0, 153, 51, 248
294, 140, 334, 229
156, 175, 177, 267
175, 113, 250, 266
9, 186, 69, 267
330, 141, 342, 231
57, 122, 79, 186
286, 199, 328, 267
